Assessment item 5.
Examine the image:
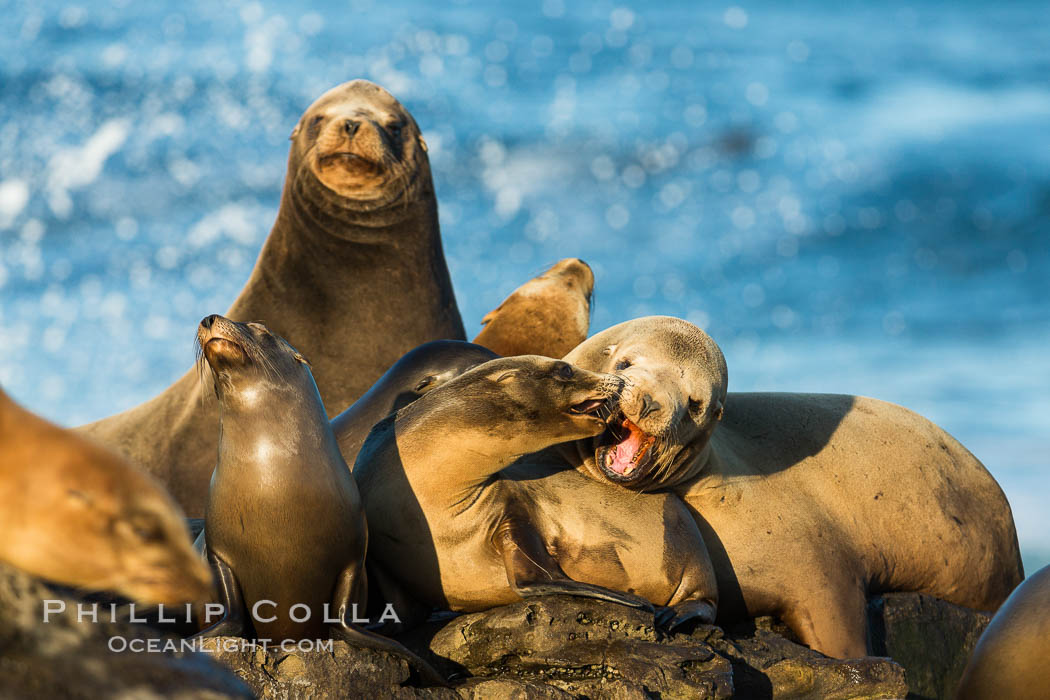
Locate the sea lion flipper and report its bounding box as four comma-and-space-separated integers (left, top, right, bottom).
495, 517, 655, 613
329, 566, 448, 687
193, 551, 249, 638
654, 599, 717, 632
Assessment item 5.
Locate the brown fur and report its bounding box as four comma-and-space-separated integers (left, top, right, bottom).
563, 316, 1023, 658
193, 315, 443, 684
957, 565, 1050, 700
78, 80, 464, 517
0, 388, 210, 605
473, 258, 594, 358
353, 355, 717, 624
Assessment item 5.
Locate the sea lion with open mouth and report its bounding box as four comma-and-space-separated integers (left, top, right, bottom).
562, 316, 1023, 659
353, 355, 718, 630
473, 258, 595, 358
79, 79, 464, 518
0, 387, 210, 606
192, 315, 444, 685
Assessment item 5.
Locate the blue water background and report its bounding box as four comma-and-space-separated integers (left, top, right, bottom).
1, 1, 1047, 571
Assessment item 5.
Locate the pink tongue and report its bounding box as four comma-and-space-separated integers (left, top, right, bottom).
608, 430, 643, 475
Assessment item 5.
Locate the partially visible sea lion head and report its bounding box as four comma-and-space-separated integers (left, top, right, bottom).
423, 356, 623, 452
289, 79, 431, 207
563, 316, 727, 490
0, 390, 212, 606
375, 340, 499, 413
474, 258, 595, 358
196, 314, 314, 413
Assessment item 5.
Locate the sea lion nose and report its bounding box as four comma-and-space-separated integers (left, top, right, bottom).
201, 314, 218, 330
344, 119, 360, 137
640, 394, 661, 419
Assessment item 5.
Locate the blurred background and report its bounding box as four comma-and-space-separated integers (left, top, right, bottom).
0, 1, 1047, 571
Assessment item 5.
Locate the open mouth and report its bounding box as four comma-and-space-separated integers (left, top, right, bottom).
568, 397, 609, 416
594, 409, 657, 481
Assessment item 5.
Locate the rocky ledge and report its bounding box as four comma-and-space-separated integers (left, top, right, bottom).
203, 593, 988, 699
0, 553, 990, 699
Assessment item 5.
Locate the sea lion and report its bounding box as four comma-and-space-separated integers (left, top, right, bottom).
353, 355, 718, 629
79, 79, 465, 517
0, 387, 210, 606
331, 340, 498, 468
561, 316, 1023, 659
473, 258, 594, 358
956, 564, 1050, 700
193, 315, 442, 684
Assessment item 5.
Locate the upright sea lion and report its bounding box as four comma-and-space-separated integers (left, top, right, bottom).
354, 355, 718, 629
473, 258, 594, 358
562, 316, 1023, 659
331, 340, 498, 468
0, 387, 210, 606
79, 79, 465, 517
193, 315, 442, 684
956, 565, 1050, 700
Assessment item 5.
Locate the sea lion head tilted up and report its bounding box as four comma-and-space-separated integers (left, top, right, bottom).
0, 388, 211, 606
563, 316, 726, 490
288, 79, 432, 216
196, 314, 315, 412
473, 258, 595, 358
194, 314, 445, 684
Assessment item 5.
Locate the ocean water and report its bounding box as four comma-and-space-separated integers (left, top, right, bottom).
1, 1, 1047, 571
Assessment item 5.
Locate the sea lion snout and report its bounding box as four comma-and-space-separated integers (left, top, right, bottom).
196, 315, 249, 370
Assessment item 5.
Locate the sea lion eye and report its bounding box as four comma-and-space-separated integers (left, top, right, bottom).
688, 397, 703, 414
555, 363, 574, 380
387, 122, 403, 139
306, 115, 325, 139
495, 370, 518, 383
615, 359, 632, 371
128, 514, 165, 543
414, 376, 434, 392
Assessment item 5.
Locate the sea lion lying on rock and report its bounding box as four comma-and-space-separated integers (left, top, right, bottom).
354, 354, 718, 630
473, 257, 594, 358
79, 79, 464, 518
0, 387, 210, 606
192, 315, 443, 685
561, 316, 1023, 659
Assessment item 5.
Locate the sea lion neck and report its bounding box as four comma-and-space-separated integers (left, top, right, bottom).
395, 389, 533, 486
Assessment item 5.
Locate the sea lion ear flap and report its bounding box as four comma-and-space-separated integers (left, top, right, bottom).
289, 122, 301, 140
714, 399, 724, 421
479, 303, 502, 328
417, 134, 428, 152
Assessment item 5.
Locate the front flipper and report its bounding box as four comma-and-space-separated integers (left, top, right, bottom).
329, 565, 448, 687
655, 599, 717, 633
495, 517, 654, 613
192, 550, 249, 638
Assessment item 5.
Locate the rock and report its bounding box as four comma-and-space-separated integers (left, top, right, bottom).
869, 593, 991, 700
0, 562, 252, 699
402, 596, 911, 700
705, 621, 907, 699
454, 677, 575, 699
5, 555, 989, 700
405, 596, 734, 698
199, 637, 453, 699
188, 518, 206, 541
